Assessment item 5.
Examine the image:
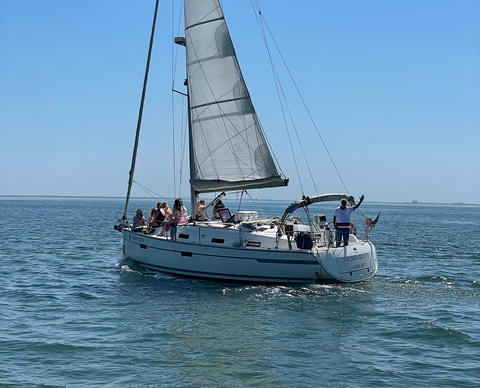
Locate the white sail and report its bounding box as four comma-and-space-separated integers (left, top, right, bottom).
184, 0, 288, 193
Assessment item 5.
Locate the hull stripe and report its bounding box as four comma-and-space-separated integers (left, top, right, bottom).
133, 259, 316, 281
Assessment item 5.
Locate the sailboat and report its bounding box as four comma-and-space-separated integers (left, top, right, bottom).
115, 0, 378, 283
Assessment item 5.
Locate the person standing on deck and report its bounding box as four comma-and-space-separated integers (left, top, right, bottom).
333, 195, 365, 247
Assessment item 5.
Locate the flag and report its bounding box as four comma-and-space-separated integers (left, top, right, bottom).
369, 212, 381, 227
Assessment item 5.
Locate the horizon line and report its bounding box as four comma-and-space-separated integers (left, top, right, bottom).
0, 194, 478, 206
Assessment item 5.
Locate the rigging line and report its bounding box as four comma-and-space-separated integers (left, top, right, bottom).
355, 207, 367, 220
133, 180, 169, 200
171, 94, 176, 198
124, 0, 160, 217
171, 1, 176, 198
169, 103, 175, 195
303, 202, 314, 231
275, 77, 304, 195
236, 190, 245, 214
177, 97, 183, 198
276, 79, 319, 193
172, 93, 176, 198
251, 4, 316, 191
245, 190, 268, 218
257, 10, 350, 195
254, 19, 319, 193
252, 1, 304, 194
179, 100, 189, 198
252, 1, 301, 186
252, 1, 316, 192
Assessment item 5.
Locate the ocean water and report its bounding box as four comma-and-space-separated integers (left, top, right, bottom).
1, 197, 479, 387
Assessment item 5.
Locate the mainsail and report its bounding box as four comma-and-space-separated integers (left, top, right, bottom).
183, 0, 288, 193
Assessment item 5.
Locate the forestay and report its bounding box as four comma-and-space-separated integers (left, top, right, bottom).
184, 0, 288, 193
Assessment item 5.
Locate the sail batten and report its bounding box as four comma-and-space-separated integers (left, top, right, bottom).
186, 16, 225, 31
184, 0, 287, 194
191, 96, 249, 111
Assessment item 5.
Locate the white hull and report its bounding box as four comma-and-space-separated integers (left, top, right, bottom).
122, 223, 377, 284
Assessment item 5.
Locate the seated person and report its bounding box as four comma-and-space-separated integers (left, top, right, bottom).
212, 200, 225, 220
132, 209, 146, 232
152, 203, 167, 227
162, 202, 172, 218
196, 199, 210, 221
159, 198, 187, 239
147, 208, 157, 226
146, 207, 158, 233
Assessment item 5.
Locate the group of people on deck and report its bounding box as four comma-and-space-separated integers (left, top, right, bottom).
131, 197, 225, 238
131, 199, 188, 238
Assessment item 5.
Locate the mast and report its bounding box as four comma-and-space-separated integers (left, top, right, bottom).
123, 0, 160, 217
173, 36, 197, 219
187, 79, 198, 220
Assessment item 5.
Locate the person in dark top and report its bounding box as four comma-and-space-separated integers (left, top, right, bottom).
154, 202, 166, 226
212, 200, 225, 220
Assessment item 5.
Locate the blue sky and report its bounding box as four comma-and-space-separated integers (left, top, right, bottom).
1, 0, 479, 203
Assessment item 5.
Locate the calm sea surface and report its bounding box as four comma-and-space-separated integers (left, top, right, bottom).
1, 198, 479, 387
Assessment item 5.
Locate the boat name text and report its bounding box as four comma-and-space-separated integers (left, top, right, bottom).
130, 235, 145, 243
343, 253, 370, 263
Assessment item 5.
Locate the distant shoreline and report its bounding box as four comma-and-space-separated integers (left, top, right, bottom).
1, 195, 478, 206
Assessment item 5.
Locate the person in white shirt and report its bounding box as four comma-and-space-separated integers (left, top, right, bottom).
333, 195, 364, 247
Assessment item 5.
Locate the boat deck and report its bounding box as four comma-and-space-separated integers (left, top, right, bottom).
136, 220, 365, 252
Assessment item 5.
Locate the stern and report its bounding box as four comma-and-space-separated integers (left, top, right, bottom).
318, 242, 377, 282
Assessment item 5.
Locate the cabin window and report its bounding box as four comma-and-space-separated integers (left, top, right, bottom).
140, 244, 147, 249
181, 251, 192, 257
211, 238, 225, 244
178, 234, 190, 239
246, 241, 261, 247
